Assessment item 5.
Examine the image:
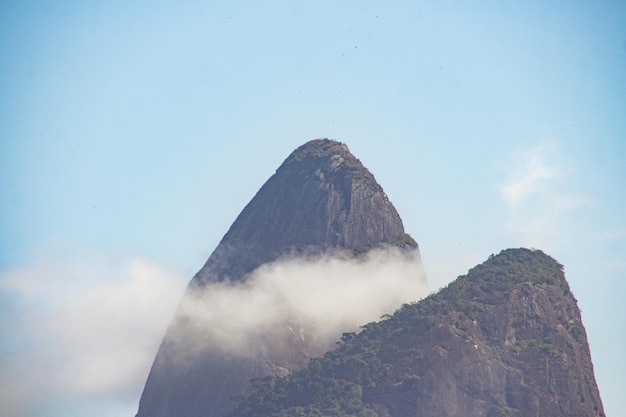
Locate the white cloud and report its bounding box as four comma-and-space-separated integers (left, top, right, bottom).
0, 246, 428, 417
160, 247, 429, 367
499, 142, 590, 250
500, 142, 563, 208
0, 254, 187, 417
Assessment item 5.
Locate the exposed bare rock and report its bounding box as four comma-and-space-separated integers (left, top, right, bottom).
192, 139, 415, 285
229, 249, 605, 417
135, 139, 420, 417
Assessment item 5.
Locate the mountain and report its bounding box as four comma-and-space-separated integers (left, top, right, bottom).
193, 139, 417, 286
227, 248, 605, 417
135, 139, 421, 417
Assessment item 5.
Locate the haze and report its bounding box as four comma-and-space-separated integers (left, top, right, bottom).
1, 2, 624, 417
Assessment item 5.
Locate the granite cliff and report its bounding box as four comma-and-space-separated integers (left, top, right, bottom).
135, 139, 421, 417
192, 139, 415, 285
228, 249, 605, 417
136, 140, 604, 417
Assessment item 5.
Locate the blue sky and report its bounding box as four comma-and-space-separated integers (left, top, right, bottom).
1, 1, 625, 416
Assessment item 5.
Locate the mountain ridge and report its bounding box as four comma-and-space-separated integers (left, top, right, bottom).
136, 139, 422, 417
191, 139, 416, 286
136, 140, 604, 417
228, 248, 605, 417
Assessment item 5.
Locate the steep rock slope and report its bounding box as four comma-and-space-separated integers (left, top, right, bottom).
229, 249, 605, 417
136, 139, 420, 417
193, 139, 414, 285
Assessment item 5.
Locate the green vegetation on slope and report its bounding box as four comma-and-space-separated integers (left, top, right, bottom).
287, 138, 344, 163
227, 248, 572, 417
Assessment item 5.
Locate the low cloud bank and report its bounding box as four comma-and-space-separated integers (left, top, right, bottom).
0, 246, 428, 417
0, 254, 187, 417
169, 247, 429, 363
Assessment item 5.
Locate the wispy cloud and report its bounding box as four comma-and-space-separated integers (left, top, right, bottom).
500, 142, 563, 208
0, 254, 187, 417
167, 247, 429, 365
0, 247, 428, 417
499, 142, 590, 250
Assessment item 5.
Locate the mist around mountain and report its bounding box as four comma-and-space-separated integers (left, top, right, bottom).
156, 247, 427, 371
136, 140, 426, 417
227, 248, 605, 417
136, 140, 604, 417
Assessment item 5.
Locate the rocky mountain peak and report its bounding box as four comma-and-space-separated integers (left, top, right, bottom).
135, 140, 422, 417
135, 139, 605, 417
228, 248, 605, 417
193, 138, 415, 285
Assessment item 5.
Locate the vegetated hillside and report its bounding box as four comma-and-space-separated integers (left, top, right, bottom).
136, 139, 423, 417
228, 248, 605, 417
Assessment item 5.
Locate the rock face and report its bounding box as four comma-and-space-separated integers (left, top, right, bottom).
229, 249, 605, 417
135, 139, 419, 417
192, 139, 413, 285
